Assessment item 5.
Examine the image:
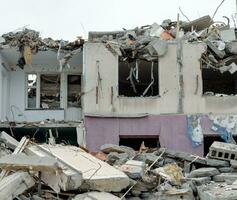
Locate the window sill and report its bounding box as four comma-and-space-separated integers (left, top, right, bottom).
25, 108, 64, 111
118, 95, 161, 99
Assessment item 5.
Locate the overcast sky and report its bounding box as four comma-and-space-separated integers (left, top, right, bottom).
0, 0, 236, 40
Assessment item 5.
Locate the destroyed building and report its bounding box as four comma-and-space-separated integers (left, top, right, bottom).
1, 15, 237, 157
1, 11, 237, 200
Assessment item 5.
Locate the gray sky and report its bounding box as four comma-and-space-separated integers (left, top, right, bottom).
0, 0, 236, 40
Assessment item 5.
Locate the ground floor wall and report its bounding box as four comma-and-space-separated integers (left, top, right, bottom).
84, 114, 234, 156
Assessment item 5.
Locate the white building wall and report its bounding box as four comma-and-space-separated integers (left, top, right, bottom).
83, 42, 237, 115
7, 65, 82, 122
0, 55, 10, 121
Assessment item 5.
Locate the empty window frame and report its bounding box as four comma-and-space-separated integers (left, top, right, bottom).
40, 74, 60, 109
27, 74, 37, 108
26, 74, 61, 109
118, 59, 159, 97
202, 68, 237, 96
67, 75, 81, 107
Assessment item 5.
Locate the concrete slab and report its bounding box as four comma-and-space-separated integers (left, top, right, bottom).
188, 167, 220, 178
37, 144, 129, 192
0, 154, 62, 173
72, 192, 120, 200
0, 172, 35, 200
213, 173, 237, 183
198, 182, 237, 200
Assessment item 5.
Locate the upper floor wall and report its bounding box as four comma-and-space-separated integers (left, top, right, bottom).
83, 41, 237, 115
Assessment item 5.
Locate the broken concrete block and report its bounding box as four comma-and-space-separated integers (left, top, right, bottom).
0, 131, 18, 150
185, 177, 211, 186
181, 15, 213, 32
0, 154, 62, 173
72, 192, 120, 200
197, 182, 237, 200
156, 187, 195, 200
107, 152, 129, 166
225, 41, 237, 54
100, 144, 135, 155
209, 141, 237, 161
120, 160, 145, 179
230, 160, 237, 168
213, 173, 237, 183
188, 167, 219, 178
157, 148, 229, 167
0, 172, 35, 200
206, 40, 226, 59
146, 39, 168, 57
220, 28, 236, 41
228, 62, 237, 74
134, 153, 163, 167
218, 167, 234, 173
25, 144, 82, 192
37, 144, 129, 192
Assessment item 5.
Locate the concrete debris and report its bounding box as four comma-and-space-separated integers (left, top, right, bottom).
0, 28, 84, 69
1, 132, 237, 199
197, 182, 237, 200
188, 167, 220, 178
209, 141, 237, 161
0, 171, 35, 200
120, 160, 145, 179
0, 154, 62, 173
72, 192, 120, 200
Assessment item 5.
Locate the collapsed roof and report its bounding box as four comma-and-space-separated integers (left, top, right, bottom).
0, 28, 84, 70
89, 15, 237, 74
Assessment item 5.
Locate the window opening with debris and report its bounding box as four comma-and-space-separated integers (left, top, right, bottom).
40, 74, 61, 109
27, 74, 37, 108
26, 73, 61, 109
202, 68, 237, 96
118, 58, 159, 97
119, 135, 160, 150
67, 75, 81, 107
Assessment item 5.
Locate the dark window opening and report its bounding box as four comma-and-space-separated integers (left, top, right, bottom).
119, 135, 160, 150
68, 75, 81, 107
202, 68, 237, 96
40, 74, 60, 109
27, 74, 37, 109
119, 58, 159, 97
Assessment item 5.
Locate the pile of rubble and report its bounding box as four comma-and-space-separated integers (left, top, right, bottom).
1, 131, 237, 200
89, 15, 237, 76
0, 28, 84, 70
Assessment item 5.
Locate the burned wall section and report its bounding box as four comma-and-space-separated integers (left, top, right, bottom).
118, 58, 159, 97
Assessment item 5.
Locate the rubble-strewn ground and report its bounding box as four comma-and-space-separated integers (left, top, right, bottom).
0, 131, 237, 200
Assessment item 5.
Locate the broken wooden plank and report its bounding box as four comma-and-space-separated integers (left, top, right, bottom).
0, 154, 62, 173
0, 172, 35, 200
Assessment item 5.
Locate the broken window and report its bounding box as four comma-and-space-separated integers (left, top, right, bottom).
119, 135, 160, 150
202, 68, 237, 96
67, 75, 81, 107
40, 74, 60, 109
27, 74, 37, 108
118, 58, 159, 97
26, 73, 61, 109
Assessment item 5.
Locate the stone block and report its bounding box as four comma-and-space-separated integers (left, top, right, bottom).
188, 167, 219, 178
120, 160, 145, 179
213, 173, 237, 183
